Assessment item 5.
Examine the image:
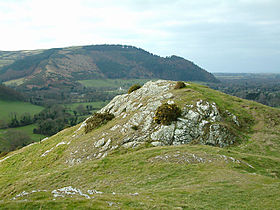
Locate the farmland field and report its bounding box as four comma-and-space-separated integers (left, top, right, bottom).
65, 101, 110, 111
0, 100, 44, 122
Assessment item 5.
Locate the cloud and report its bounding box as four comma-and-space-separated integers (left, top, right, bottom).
0, 0, 279, 72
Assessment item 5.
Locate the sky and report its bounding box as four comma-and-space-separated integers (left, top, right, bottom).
0, 0, 279, 73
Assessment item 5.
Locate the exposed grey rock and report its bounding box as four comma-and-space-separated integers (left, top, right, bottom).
151, 141, 165, 147
101, 139, 111, 151
110, 124, 120, 131
94, 138, 105, 148
111, 145, 119, 150
77, 80, 240, 165
151, 124, 175, 145
225, 110, 240, 126
203, 124, 235, 147
184, 110, 200, 122
167, 100, 175, 104
99, 80, 170, 117
122, 141, 142, 148
142, 115, 154, 132
102, 152, 108, 158
96, 153, 103, 159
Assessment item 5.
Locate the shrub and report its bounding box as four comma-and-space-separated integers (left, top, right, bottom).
85, 112, 114, 133
128, 84, 141, 94
174, 81, 186, 89
154, 103, 181, 125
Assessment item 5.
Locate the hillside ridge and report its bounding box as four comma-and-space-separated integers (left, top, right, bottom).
0, 80, 280, 209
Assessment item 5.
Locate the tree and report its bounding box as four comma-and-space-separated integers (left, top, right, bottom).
4, 130, 31, 151
75, 105, 87, 116
20, 113, 33, 126
8, 112, 19, 127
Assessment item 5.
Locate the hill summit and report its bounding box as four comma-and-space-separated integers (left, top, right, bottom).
0, 80, 280, 209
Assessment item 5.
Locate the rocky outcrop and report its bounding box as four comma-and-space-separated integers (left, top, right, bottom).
40, 80, 241, 165
97, 80, 238, 149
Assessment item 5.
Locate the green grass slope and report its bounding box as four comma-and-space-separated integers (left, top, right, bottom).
0, 82, 280, 209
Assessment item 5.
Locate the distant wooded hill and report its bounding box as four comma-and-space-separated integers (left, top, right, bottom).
0, 45, 218, 89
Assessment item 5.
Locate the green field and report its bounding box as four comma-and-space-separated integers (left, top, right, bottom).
0, 100, 45, 153
78, 78, 156, 89
0, 124, 46, 141
0, 100, 44, 122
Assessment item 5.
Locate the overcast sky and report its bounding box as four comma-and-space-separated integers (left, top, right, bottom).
0, 0, 279, 73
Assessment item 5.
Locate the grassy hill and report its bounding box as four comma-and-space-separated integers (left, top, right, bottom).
0, 45, 218, 89
0, 81, 279, 209
0, 50, 43, 69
